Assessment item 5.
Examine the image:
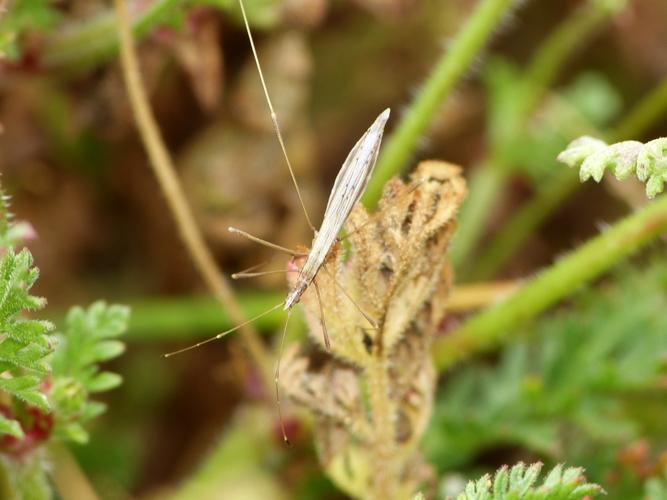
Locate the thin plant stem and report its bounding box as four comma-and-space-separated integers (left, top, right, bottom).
0, 460, 12, 500
451, 0, 627, 270
49, 443, 100, 500
470, 170, 580, 279
362, 0, 517, 209
112, 0, 272, 386
43, 0, 182, 72
449, 161, 505, 268
446, 279, 520, 311
367, 356, 398, 498
433, 191, 667, 371
474, 76, 667, 278
518, 0, 628, 118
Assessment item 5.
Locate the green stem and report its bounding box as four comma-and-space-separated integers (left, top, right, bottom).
52, 293, 283, 341
518, 0, 628, 118
433, 192, 667, 371
366, 357, 399, 498
48, 443, 100, 500
0, 459, 12, 500
362, 0, 517, 209
41, 0, 183, 72
121, 292, 284, 340
611, 79, 667, 139
449, 162, 507, 269
469, 170, 579, 279
474, 76, 667, 278
451, 0, 626, 270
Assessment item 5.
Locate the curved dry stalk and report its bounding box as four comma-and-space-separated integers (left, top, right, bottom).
112, 0, 271, 386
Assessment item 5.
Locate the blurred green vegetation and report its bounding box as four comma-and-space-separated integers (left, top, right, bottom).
427, 256, 667, 498
1, 0, 667, 498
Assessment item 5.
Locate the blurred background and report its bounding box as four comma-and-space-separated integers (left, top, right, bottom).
1, 0, 666, 498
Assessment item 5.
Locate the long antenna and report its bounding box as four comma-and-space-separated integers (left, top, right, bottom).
163, 302, 284, 357
275, 309, 293, 444
237, 0, 316, 233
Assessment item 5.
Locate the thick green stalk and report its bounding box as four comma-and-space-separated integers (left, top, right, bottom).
474, 76, 667, 278
41, 0, 183, 71
120, 292, 284, 340
362, 0, 517, 209
433, 192, 667, 371
451, 0, 626, 270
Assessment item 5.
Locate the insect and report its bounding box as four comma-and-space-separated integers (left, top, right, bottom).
165, 0, 390, 440
283, 107, 389, 311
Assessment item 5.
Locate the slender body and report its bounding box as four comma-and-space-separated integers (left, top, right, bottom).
284, 108, 390, 310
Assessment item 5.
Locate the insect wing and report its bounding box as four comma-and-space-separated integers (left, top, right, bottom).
285, 108, 390, 309
322, 108, 390, 222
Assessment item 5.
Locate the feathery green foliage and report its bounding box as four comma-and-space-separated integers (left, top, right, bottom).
49, 302, 129, 444
456, 462, 603, 500
0, 0, 60, 60
426, 257, 667, 494
0, 196, 53, 439
0, 186, 129, 498
558, 136, 667, 198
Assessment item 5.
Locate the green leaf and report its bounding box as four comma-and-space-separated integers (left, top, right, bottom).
57, 422, 89, 444
50, 301, 128, 442
456, 462, 603, 499
0, 0, 60, 60
0, 242, 54, 437
12, 388, 50, 412
426, 257, 667, 475
89, 340, 126, 363
87, 372, 122, 393
0, 413, 24, 438
558, 136, 667, 198
79, 401, 106, 421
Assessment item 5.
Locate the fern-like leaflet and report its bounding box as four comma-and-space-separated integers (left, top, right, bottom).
0, 194, 53, 442
456, 462, 603, 500
557, 136, 667, 198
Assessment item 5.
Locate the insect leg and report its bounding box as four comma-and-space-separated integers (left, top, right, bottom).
232, 269, 299, 279
338, 218, 374, 242
313, 277, 331, 351
321, 265, 377, 329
